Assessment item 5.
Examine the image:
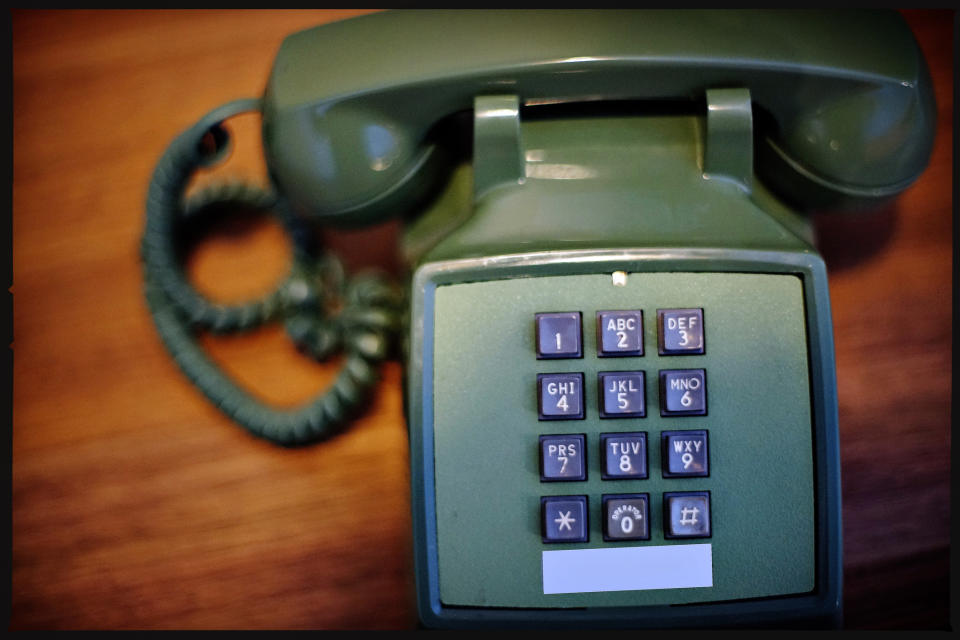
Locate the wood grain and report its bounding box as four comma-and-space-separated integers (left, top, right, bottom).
11, 9, 952, 629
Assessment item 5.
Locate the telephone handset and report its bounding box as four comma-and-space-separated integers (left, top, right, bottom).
142, 10, 935, 628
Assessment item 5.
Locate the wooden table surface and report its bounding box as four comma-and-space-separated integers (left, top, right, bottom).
11, 10, 952, 630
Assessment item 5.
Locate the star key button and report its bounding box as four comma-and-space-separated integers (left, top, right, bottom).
541, 495, 588, 543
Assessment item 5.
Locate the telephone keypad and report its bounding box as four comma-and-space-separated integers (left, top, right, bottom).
536, 312, 583, 359
541, 495, 589, 543
602, 494, 650, 541
663, 491, 712, 539
539, 434, 587, 481
659, 369, 707, 416
598, 371, 646, 417
535, 307, 713, 545
600, 432, 648, 479
596, 310, 644, 356
537, 373, 585, 420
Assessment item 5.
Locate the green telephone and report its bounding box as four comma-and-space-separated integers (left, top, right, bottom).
142, 9, 935, 628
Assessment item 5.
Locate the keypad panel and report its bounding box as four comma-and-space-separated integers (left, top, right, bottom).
432, 272, 816, 608
538, 308, 711, 541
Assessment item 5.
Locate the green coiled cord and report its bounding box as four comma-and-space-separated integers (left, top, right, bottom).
141, 98, 404, 446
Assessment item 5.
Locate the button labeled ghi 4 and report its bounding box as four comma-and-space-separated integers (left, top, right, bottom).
538, 373, 585, 420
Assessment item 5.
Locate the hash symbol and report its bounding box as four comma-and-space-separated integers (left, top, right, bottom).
679, 506, 699, 526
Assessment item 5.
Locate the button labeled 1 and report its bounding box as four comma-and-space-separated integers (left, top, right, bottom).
536, 312, 582, 359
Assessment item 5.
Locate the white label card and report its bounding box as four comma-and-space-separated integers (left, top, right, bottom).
542, 544, 713, 594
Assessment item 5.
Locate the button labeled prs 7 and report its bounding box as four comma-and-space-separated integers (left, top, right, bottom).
659, 369, 707, 416
538, 373, 585, 420
597, 310, 643, 356
540, 434, 586, 481
536, 312, 582, 359
658, 308, 704, 355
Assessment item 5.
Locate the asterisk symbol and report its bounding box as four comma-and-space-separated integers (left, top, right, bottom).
554, 510, 576, 531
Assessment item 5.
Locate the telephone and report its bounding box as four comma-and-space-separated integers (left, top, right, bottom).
141, 9, 935, 629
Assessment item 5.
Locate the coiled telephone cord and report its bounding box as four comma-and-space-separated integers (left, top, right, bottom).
142, 99, 403, 446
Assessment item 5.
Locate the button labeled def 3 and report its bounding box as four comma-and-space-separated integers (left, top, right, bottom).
658, 308, 704, 355
538, 373, 585, 420
659, 369, 707, 416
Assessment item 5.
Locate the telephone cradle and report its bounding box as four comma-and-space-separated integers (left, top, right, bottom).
141, 10, 935, 628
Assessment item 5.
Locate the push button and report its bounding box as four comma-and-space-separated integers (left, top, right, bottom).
663, 491, 711, 538
600, 432, 647, 480
538, 373, 585, 420
659, 369, 707, 416
602, 494, 650, 541
597, 310, 643, 357
541, 495, 588, 543
662, 430, 709, 477
539, 434, 586, 482
536, 312, 582, 359
598, 371, 645, 418
658, 308, 705, 355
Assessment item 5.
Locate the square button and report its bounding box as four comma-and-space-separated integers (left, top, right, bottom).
603, 494, 650, 541
536, 312, 582, 359
659, 369, 707, 416
664, 491, 711, 539
600, 432, 648, 479
598, 371, 646, 418
541, 495, 588, 543
540, 434, 587, 482
662, 430, 709, 477
658, 308, 705, 355
597, 310, 643, 357
538, 373, 585, 420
